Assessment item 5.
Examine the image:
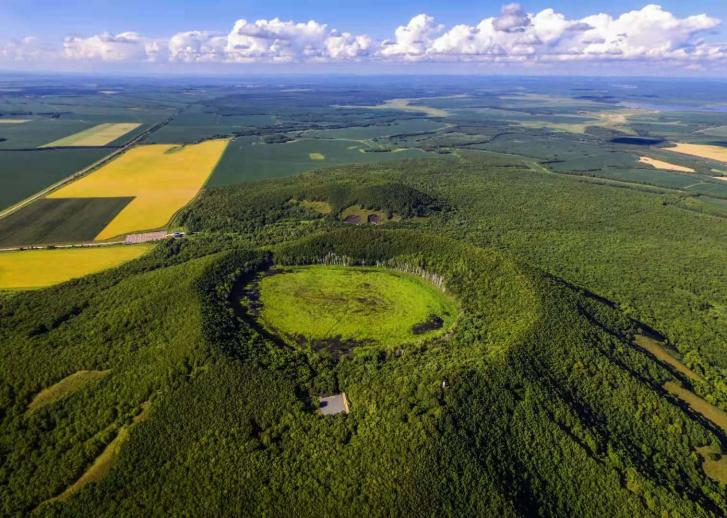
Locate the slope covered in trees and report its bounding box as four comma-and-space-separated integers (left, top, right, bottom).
1, 152, 726, 516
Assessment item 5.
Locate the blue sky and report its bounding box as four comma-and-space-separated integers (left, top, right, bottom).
1, 1, 726, 75
2, 0, 727, 39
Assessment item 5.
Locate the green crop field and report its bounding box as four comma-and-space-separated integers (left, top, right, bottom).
0, 119, 96, 149
209, 137, 432, 185
0, 197, 133, 247
300, 119, 448, 140
250, 266, 457, 351
0, 148, 111, 211
142, 105, 263, 144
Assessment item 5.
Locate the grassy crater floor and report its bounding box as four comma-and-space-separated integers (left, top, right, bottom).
248, 265, 458, 351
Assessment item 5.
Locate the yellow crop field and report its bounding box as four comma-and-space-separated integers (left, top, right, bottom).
639, 156, 695, 173
42, 123, 141, 147
667, 143, 727, 164
0, 245, 151, 290
49, 139, 229, 240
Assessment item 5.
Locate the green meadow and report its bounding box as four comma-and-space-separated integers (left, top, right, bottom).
252, 265, 458, 350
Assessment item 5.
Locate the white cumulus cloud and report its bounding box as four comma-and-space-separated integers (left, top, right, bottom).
493, 3, 532, 33
1, 4, 725, 69
398, 4, 725, 63
223, 18, 371, 62
63, 32, 163, 62
0, 37, 49, 61
169, 31, 227, 62
380, 14, 443, 58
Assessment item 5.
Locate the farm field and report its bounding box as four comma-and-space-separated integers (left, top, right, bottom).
49, 139, 229, 240
42, 123, 141, 147
0, 244, 151, 290
0, 197, 133, 247
0, 119, 98, 149
2, 76, 727, 516
0, 148, 111, 210
667, 143, 727, 164
339, 97, 450, 117
209, 137, 430, 185
300, 119, 447, 140
639, 156, 696, 173
249, 266, 458, 350
142, 106, 266, 144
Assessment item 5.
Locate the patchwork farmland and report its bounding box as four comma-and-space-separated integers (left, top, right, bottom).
1, 76, 727, 516
48, 139, 229, 240
42, 123, 142, 147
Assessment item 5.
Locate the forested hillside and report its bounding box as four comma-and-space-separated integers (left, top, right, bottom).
1, 151, 726, 515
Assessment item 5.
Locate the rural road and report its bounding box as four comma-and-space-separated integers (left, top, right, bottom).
0, 240, 126, 253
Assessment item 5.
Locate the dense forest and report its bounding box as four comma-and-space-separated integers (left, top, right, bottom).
1, 150, 726, 515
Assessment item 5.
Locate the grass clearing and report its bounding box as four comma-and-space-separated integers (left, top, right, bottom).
27, 370, 111, 414
667, 143, 727, 164
634, 335, 701, 382
0, 119, 30, 124
664, 381, 727, 435
0, 245, 152, 290
309, 152, 326, 160
292, 199, 332, 215
697, 445, 727, 485
49, 401, 151, 502
250, 265, 458, 351
41, 123, 141, 147
639, 156, 696, 173
49, 139, 229, 240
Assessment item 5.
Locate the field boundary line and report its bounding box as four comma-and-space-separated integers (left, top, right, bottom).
165, 138, 232, 231
0, 240, 127, 253
0, 115, 177, 222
